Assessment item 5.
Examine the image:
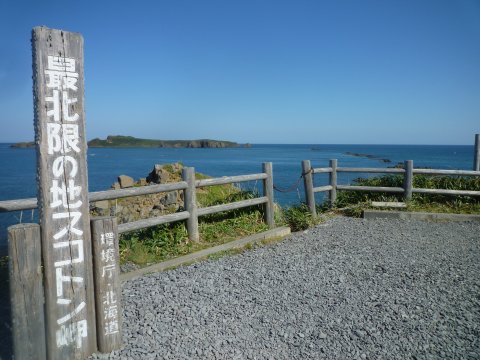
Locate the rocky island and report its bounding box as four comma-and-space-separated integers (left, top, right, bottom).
88, 135, 240, 148
344, 151, 391, 163
11, 135, 243, 149
10, 141, 35, 148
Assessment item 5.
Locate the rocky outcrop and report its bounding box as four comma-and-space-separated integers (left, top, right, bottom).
146, 163, 183, 184
90, 163, 185, 224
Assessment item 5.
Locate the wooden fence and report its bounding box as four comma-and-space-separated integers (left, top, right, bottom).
0, 163, 275, 234
3, 162, 274, 359
303, 159, 480, 217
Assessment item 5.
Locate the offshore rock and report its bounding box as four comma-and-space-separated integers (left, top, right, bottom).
118, 175, 134, 188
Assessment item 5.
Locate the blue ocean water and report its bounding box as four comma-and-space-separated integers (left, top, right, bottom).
0, 143, 475, 245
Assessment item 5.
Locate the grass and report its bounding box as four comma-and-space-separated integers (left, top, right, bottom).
119, 178, 270, 266
281, 204, 324, 232
114, 171, 480, 267
335, 174, 480, 216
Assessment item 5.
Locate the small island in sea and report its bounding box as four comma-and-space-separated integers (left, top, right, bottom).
344, 151, 391, 163
11, 135, 244, 149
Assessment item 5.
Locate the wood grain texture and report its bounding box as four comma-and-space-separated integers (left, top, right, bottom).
262, 162, 275, 228
183, 167, 199, 242
8, 223, 46, 360
474, 134, 480, 171
336, 185, 405, 193
89, 182, 187, 202
32, 26, 96, 359
403, 160, 413, 201
413, 169, 480, 176
312, 167, 332, 174
196, 173, 267, 187
117, 211, 190, 234
197, 197, 268, 216
312, 185, 333, 193
329, 159, 337, 207
91, 217, 122, 353
337, 167, 405, 174
302, 160, 316, 217
413, 188, 480, 196
0, 198, 37, 212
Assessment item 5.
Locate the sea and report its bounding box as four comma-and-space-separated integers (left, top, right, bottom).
0, 143, 475, 245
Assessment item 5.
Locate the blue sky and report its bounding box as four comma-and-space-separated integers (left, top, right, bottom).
0, 0, 479, 145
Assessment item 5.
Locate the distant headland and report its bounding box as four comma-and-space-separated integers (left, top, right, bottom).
88, 135, 241, 148
11, 135, 249, 149
10, 141, 35, 148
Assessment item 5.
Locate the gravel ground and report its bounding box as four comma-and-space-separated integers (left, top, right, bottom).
87, 216, 480, 360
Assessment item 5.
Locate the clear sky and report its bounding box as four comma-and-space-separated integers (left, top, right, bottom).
0, 0, 479, 145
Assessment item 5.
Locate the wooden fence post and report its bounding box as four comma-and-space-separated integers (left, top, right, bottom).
404, 160, 413, 201
474, 134, 480, 171
32, 26, 96, 358
91, 217, 123, 353
329, 159, 337, 207
302, 160, 317, 217
183, 167, 199, 242
262, 162, 275, 228
8, 223, 47, 360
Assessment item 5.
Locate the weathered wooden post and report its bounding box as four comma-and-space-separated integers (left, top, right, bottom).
183, 167, 199, 242
91, 217, 122, 353
8, 223, 47, 360
262, 162, 275, 228
32, 26, 97, 358
474, 134, 480, 171
302, 160, 316, 217
329, 159, 337, 207
404, 160, 413, 201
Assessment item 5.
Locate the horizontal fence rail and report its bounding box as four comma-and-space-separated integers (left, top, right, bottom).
413, 169, 480, 176
303, 159, 480, 216
335, 185, 405, 193
0, 198, 37, 212
412, 188, 480, 196
0, 182, 189, 213
337, 167, 405, 174
118, 211, 191, 234
197, 197, 268, 217
196, 173, 267, 187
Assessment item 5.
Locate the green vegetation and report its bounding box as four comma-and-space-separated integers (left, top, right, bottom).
281, 204, 324, 232
335, 174, 480, 216
119, 181, 269, 266
101, 170, 480, 267
0, 256, 8, 269
88, 135, 239, 148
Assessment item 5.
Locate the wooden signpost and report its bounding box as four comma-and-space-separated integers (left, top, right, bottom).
32, 26, 96, 359
8, 223, 46, 360
91, 217, 123, 352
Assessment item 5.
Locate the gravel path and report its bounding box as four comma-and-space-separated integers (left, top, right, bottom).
89, 217, 476, 359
